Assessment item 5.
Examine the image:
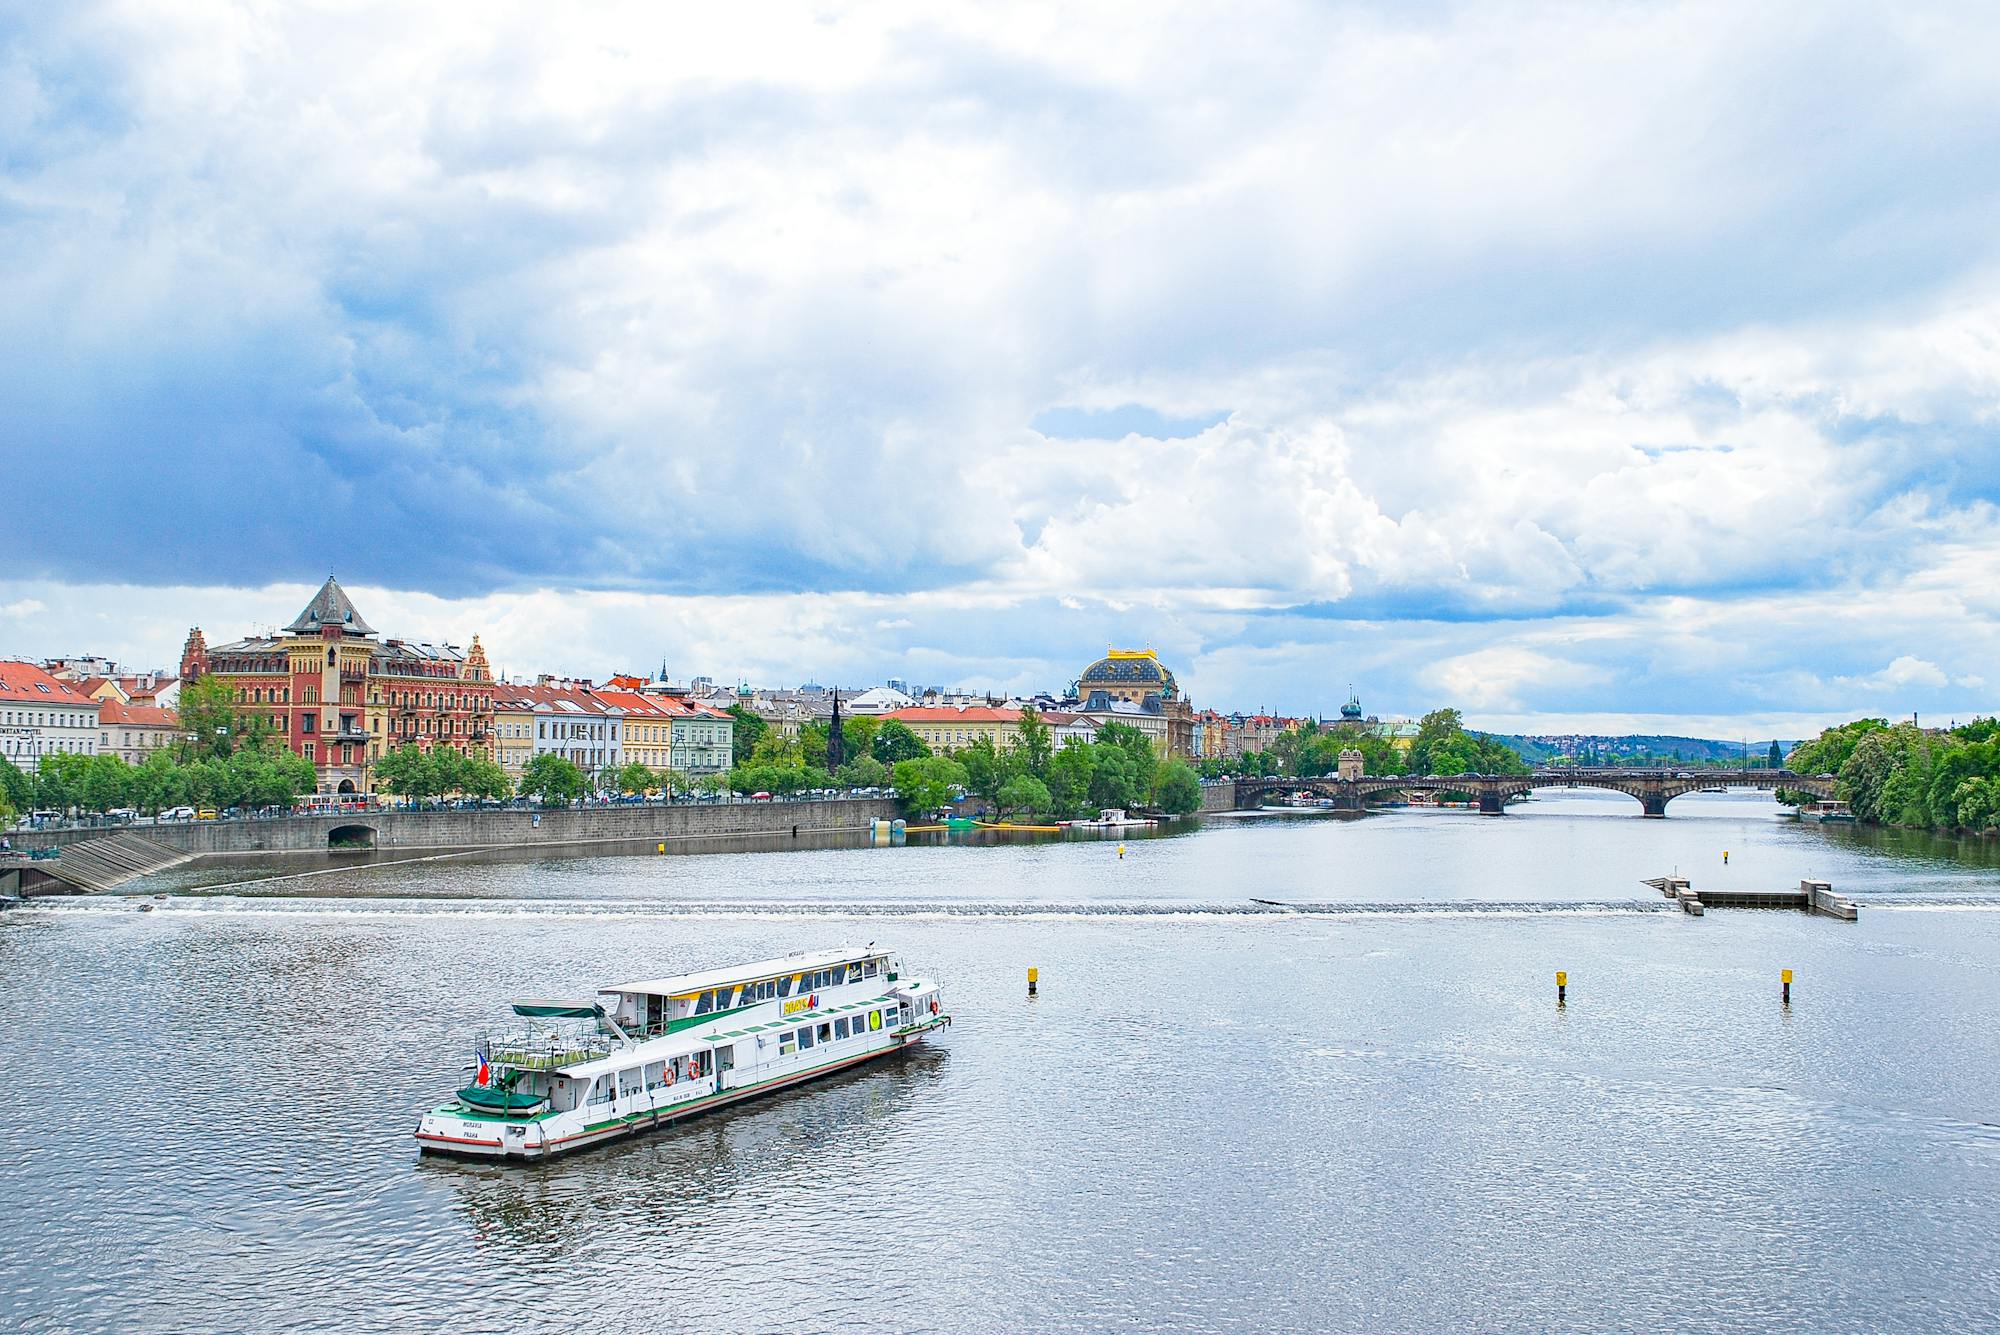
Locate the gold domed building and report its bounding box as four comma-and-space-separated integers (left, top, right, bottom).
1072, 648, 1196, 758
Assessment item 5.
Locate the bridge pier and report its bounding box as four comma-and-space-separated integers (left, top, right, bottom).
1640, 793, 1668, 818
1478, 791, 1508, 816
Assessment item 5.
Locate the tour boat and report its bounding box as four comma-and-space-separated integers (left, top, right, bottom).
1066, 808, 1156, 829
1797, 800, 1856, 823
415, 947, 949, 1160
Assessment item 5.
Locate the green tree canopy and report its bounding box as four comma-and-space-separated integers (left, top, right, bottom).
872, 720, 930, 765
953, 736, 1006, 803
374, 744, 432, 799
891, 756, 968, 814
519, 753, 590, 804
1012, 708, 1052, 781
1047, 741, 1097, 814
1149, 760, 1202, 815
726, 704, 768, 765
81, 754, 133, 813
460, 755, 514, 801
615, 761, 658, 795
1087, 744, 1138, 811
835, 755, 889, 788
996, 773, 1052, 817
0, 754, 34, 817
1094, 722, 1157, 797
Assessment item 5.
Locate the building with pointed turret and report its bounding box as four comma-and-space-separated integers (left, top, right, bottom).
179, 576, 495, 795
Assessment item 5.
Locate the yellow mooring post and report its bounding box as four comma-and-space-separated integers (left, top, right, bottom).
1117, 843, 1126, 860
1556, 970, 1568, 1006
1782, 968, 1792, 1005
1723, 850, 1730, 864
1028, 967, 1039, 997
657, 842, 666, 854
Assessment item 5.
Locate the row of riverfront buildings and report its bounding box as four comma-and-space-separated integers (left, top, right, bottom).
6, 574, 1416, 796
170, 577, 738, 796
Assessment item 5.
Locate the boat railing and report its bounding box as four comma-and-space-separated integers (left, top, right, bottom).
486, 1028, 614, 1071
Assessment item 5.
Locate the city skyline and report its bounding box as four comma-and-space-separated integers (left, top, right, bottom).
7, 5, 1999, 738
0, 572, 1930, 742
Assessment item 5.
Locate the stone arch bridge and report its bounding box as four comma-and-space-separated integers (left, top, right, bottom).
1233, 769, 1836, 818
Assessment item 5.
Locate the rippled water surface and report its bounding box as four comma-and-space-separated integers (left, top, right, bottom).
6, 792, 2000, 1332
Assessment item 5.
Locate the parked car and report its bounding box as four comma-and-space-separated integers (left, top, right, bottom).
196, 809, 219, 821
161, 806, 196, 821
750, 791, 773, 801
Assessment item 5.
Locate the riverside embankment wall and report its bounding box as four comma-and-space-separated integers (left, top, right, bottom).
31, 799, 900, 856
1200, 782, 1238, 814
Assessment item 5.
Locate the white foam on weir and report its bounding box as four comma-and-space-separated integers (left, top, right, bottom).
22, 897, 1727, 922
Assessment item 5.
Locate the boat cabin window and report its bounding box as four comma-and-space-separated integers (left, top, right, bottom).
780, 1031, 797, 1055
798, 1027, 815, 1050
619, 1068, 642, 1097
586, 1078, 614, 1106
815, 1022, 832, 1044
834, 1018, 849, 1039
644, 1061, 666, 1089
847, 963, 863, 984
777, 974, 794, 997
864, 959, 878, 978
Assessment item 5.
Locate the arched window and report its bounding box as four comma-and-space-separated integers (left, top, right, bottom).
328, 648, 336, 666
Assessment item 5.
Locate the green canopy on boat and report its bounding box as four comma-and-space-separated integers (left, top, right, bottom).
511, 999, 604, 1019
456, 1085, 548, 1113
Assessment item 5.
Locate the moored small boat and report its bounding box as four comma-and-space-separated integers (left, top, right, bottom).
415, 947, 949, 1160
1065, 808, 1156, 829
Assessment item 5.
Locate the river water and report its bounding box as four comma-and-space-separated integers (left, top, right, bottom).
5, 790, 2000, 1333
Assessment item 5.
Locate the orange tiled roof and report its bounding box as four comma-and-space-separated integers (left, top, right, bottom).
98, 701, 179, 728
0, 660, 98, 707
886, 706, 1022, 724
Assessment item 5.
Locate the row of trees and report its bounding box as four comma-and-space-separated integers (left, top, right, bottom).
1194, 709, 1529, 781
1784, 718, 2000, 830
886, 715, 1204, 818
724, 715, 929, 799
0, 746, 318, 820
721, 708, 1203, 818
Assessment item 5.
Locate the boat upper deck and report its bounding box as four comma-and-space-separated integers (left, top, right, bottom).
602, 947, 887, 1000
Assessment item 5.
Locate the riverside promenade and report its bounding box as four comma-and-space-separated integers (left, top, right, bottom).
9, 798, 901, 894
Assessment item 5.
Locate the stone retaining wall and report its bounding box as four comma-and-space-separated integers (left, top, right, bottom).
27, 800, 900, 856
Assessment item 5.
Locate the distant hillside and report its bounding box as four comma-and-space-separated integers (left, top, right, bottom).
1488, 734, 1801, 767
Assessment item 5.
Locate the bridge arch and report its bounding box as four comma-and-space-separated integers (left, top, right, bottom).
328, 823, 376, 850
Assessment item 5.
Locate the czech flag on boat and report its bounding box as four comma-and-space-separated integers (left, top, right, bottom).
475, 1041, 491, 1087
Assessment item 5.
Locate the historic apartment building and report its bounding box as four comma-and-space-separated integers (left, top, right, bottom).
0, 660, 101, 765
180, 576, 495, 795
96, 700, 181, 765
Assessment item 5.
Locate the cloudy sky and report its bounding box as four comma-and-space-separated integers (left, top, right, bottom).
5, 1, 1998, 737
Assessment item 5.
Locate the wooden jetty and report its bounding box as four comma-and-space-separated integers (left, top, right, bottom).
1643, 876, 1857, 921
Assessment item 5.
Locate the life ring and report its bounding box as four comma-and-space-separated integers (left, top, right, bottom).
663, 1068, 675, 1086
929, 1000, 939, 1015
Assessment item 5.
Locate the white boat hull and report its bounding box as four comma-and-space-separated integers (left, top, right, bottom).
417, 1018, 947, 1161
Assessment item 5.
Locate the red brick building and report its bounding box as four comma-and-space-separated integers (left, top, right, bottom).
181, 576, 495, 795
